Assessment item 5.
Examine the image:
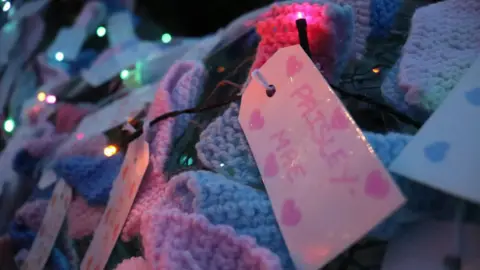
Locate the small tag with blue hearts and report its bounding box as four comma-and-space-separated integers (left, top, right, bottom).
390, 56, 480, 204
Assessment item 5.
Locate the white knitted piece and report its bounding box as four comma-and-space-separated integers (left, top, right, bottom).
398, 0, 480, 112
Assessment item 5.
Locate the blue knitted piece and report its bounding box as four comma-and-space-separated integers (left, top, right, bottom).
196, 104, 476, 241
13, 149, 41, 179
369, 0, 403, 37
364, 132, 467, 239
53, 154, 124, 205
167, 170, 295, 269
8, 223, 70, 270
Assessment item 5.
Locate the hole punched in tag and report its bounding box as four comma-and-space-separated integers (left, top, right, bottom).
251, 69, 276, 97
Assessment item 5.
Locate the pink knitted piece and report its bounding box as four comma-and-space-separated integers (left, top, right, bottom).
67, 196, 104, 239
398, 0, 480, 112
140, 209, 282, 270
123, 62, 205, 241
55, 104, 91, 134
14, 197, 105, 239
15, 199, 48, 230
25, 133, 69, 157
114, 257, 149, 270
253, 2, 346, 81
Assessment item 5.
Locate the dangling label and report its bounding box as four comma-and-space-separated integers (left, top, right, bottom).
390, 56, 480, 204
21, 180, 72, 270
239, 45, 405, 269
80, 134, 149, 270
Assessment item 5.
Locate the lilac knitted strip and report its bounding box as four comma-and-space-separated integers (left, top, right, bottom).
141, 208, 282, 270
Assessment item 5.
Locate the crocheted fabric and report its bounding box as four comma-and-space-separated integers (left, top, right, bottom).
381, 62, 429, 123
155, 170, 294, 269
122, 61, 206, 241
67, 196, 104, 239
15, 199, 48, 230
253, 1, 355, 82
196, 103, 262, 186
14, 196, 104, 240
195, 102, 474, 240
8, 223, 71, 270
114, 257, 149, 270
53, 154, 124, 205
369, 0, 403, 37
140, 208, 282, 270
397, 0, 480, 112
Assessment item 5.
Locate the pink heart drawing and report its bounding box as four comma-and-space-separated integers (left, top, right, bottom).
281, 199, 302, 226
263, 152, 279, 177
364, 170, 390, 199
249, 109, 264, 130
330, 107, 349, 130
286, 55, 303, 77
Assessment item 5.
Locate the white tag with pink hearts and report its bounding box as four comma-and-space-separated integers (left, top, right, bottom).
238, 45, 405, 270
21, 180, 72, 270
80, 134, 149, 270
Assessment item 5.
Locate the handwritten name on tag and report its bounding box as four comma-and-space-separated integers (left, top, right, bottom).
22, 180, 72, 270
390, 56, 480, 204
239, 45, 405, 269
80, 135, 149, 270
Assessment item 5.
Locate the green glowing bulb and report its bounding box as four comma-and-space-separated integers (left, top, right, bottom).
4, 118, 15, 133
120, 69, 130, 80
161, 33, 172, 44
96, 26, 106, 37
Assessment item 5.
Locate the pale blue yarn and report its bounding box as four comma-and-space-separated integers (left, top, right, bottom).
195, 103, 472, 243
169, 170, 295, 269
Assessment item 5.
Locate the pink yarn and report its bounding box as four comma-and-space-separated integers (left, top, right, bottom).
397, 0, 480, 112
114, 257, 149, 270
253, 3, 334, 72
67, 196, 105, 239
251, 2, 354, 82
15, 199, 48, 230
55, 104, 91, 134
140, 209, 282, 270
14, 196, 105, 239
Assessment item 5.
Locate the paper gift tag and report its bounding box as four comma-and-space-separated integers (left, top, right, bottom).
390, 56, 480, 204
21, 180, 72, 270
80, 134, 149, 270
37, 169, 58, 190
46, 27, 87, 61
107, 12, 136, 47
382, 221, 480, 270
74, 84, 156, 139
239, 45, 405, 269
81, 41, 160, 87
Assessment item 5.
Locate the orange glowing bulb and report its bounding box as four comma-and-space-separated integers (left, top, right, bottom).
104, 145, 118, 157
372, 67, 380, 74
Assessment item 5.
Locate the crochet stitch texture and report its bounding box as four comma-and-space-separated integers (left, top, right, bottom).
140, 208, 282, 270
253, 1, 354, 82
54, 154, 124, 205
156, 170, 294, 269
397, 0, 480, 112
122, 61, 206, 241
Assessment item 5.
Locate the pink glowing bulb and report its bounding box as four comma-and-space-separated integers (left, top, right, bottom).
76, 133, 84, 140
297, 12, 304, 19
46, 95, 56, 104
